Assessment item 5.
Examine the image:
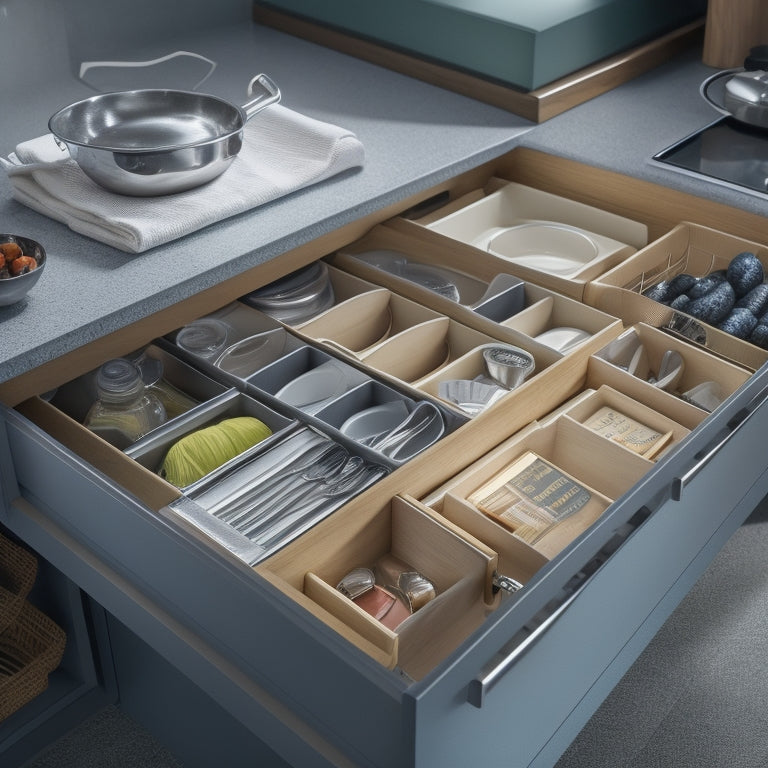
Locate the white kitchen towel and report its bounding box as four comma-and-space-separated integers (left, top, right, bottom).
1, 105, 365, 253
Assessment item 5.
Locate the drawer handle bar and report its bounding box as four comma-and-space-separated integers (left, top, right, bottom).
672, 384, 768, 502
467, 583, 586, 708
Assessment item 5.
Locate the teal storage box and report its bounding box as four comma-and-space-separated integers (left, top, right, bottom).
255, 0, 706, 90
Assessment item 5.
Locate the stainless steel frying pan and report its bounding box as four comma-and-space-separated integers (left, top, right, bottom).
48, 73, 280, 196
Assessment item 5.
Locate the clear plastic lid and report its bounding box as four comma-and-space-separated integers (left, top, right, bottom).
175, 318, 229, 359
126, 347, 164, 386
95, 359, 145, 402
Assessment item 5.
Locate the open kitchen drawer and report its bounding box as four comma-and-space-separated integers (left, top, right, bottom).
2, 148, 768, 768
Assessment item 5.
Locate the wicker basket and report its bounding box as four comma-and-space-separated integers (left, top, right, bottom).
0, 599, 66, 722
0, 532, 38, 635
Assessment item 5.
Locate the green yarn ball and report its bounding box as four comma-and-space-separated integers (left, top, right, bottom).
160, 416, 272, 487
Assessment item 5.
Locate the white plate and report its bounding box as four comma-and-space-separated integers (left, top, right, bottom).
534, 326, 592, 354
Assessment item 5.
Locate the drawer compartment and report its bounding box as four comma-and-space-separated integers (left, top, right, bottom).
398, 178, 646, 300
331, 221, 623, 354
5, 148, 768, 768
302, 495, 494, 675
592, 323, 752, 414
586, 222, 768, 372
424, 415, 651, 560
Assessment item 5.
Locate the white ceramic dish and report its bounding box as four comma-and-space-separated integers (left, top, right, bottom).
484, 223, 599, 277
534, 326, 592, 354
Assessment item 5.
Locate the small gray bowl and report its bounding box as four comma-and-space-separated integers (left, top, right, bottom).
0, 235, 46, 306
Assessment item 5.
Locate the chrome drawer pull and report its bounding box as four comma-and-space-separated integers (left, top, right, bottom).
467, 516, 648, 709
672, 384, 768, 502
467, 582, 587, 709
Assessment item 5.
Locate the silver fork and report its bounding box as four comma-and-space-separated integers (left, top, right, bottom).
218, 443, 347, 528
239, 454, 364, 538
253, 464, 388, 549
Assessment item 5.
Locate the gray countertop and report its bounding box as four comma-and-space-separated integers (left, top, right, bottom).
0, 9, 765, 385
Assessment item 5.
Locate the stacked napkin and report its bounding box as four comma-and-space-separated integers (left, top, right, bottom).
1, 105, 364, 253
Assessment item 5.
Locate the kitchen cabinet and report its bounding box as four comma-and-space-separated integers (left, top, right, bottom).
0, 530, 117, 766
2, 147, 768, 768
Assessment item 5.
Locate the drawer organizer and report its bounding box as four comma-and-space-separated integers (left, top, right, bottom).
6, 152, 768, 768
586, 222, 768, 372
413, 177, 647, 300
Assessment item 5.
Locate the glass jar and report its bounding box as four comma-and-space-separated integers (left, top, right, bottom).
130, 349, 198, 420
84, 358, 166, 448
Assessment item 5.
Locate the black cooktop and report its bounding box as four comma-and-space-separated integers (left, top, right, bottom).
653, 117, 768, 198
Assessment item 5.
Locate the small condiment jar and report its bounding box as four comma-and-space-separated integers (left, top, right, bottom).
84, 358, 166, 448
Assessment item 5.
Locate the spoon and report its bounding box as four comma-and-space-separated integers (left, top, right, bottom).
365, 401, 443, 459
650, 349, 684, 391
254, 464, 388, 549
240, 454, 364, 538
214, 443, 345, 526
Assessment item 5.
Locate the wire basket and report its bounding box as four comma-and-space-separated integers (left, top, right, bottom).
0, 599, 66, 722
0, 532, 38, 635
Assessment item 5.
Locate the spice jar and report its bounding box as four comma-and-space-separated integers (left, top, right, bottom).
84, 358, 166, 448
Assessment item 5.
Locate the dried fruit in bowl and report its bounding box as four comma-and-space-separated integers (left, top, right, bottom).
8, 256, 37, 276
0, 242, 23, 261
0, 242, 39, 280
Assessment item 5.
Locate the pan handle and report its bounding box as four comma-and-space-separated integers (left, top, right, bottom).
700, 67, 742, 117
79, 51, 218, 92
243, 74, 282, 120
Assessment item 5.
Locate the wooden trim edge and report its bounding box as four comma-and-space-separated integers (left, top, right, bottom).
252, 4, 704, 122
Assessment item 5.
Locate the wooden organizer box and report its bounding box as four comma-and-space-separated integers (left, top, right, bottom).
585, 222, 768, 372
330, 220, 623, 352
555, 384, 692, 462
302, 494, 495, 676
9, 147, 768, 686
392, 179, 646, 301
283, 264, 576, 418
590, 323, 753, 414
424, 414, 651, 558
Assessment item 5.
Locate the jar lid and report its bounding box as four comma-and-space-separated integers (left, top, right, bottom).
126, 347, 164, 385
96, 359, 144, 401
176, 318, 229, 359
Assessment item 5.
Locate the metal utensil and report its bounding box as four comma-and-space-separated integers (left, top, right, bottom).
48, 73, 281, 195
700, 67, 768, 129
650, 349, 685, 391
229, 446, 349, 532
211, 442, 341, 525
240, 454, 363, 539
364, 401, 444, 459
254, 464, 388, 549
